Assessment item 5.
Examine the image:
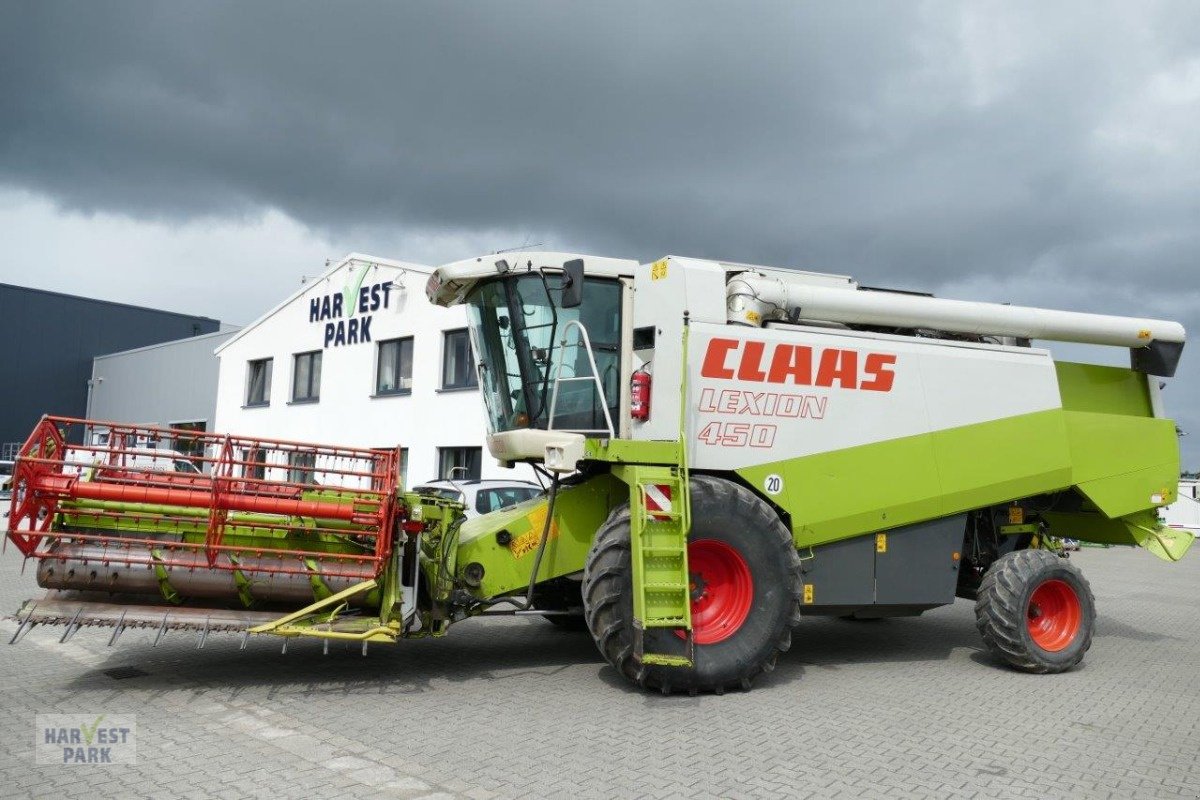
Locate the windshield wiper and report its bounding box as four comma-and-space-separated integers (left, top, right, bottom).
506, 275, 558, 426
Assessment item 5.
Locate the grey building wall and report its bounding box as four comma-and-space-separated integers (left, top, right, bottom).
88, 328, 239, 432
0, 283, 220, 453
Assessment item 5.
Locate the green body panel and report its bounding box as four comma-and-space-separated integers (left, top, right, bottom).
586, 438, 680, 464
728, 362, 1178, 554
1055, 361, 1153, 416
735, 410, 1076, 549
1042, 509, 1194, 561
454, 473, 626, 599
739, 430, 945, 546
1060, 412, 1178, 515
930, 411, 1074, 515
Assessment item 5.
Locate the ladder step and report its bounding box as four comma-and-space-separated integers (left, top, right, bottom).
630, 466, 692, 648
642, 653, 692, 668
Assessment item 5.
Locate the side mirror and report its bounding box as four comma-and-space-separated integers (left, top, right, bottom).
561, 259, 585, 308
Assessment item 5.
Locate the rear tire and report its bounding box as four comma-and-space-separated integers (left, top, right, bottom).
975, 548, 1095, 674
582, 475, 803, 694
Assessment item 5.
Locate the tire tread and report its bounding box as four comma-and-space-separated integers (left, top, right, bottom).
974, 548, 1095, 674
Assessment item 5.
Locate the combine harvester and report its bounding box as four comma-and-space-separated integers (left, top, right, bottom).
7, 252, 1192, 693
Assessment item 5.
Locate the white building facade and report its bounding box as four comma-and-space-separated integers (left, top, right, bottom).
215, 254, 529, 487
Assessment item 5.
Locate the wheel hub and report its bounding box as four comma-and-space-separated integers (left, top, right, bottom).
681, 539, 754, 645
1026, 579, 1082, 652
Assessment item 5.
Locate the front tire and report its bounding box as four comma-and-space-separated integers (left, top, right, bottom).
582, 475, 803, 694
975, 549, 1095, 674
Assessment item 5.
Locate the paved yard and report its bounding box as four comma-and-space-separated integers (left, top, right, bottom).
0, 546, 1197, 799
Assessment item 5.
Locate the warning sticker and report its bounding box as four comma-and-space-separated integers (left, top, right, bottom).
650, 259, 669, 281
508, 506, 559, 558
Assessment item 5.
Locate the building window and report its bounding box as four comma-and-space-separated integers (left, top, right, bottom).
441, 329, 477, 390
246, 358, 273, 407
292, 351, 322, 402
288, 451, 317, 485
438, 446, 481, 481
376, 337, 413, 395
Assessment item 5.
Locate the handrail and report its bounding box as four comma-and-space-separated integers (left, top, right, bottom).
547, 319, 616, 438
678, 312, 691, 535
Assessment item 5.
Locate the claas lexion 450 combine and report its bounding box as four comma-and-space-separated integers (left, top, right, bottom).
6, 253, 1192, 693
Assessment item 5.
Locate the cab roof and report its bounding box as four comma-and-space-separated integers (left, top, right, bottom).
426, 251, 638, 307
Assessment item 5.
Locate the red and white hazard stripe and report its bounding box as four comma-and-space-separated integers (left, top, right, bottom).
644, 484, 673, 520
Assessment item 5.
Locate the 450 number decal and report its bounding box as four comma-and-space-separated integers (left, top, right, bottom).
697, 422, 777, 448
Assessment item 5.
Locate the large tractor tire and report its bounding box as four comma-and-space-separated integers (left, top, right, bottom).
975, 548, 1096, 674
582, 475, 803, 694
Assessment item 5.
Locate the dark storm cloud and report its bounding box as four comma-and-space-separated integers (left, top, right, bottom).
3, 2, 1197, 276
1, 1, 1198, 459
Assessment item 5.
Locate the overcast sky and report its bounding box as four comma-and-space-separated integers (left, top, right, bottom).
1, 2, 1197, 465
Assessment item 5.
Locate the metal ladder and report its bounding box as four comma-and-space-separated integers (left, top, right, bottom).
629, 465, 693, 667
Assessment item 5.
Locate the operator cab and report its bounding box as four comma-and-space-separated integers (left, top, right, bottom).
427, 253, 638, 466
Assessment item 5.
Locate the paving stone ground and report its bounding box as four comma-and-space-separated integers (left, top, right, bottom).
0, 545, 1197, 799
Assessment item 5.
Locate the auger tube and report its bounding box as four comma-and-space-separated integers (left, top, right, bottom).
727, 273, 1186, 373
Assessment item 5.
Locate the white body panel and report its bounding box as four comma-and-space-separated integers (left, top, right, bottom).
427, 251, 638, 307
676, 323, 1062, 471
630, 256, 728, 442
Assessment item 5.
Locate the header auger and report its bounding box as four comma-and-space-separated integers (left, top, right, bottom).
7, 251, 1192, 694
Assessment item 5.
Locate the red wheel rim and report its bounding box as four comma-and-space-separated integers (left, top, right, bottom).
1026, 579, 1082, 652
681, 539, 754, 645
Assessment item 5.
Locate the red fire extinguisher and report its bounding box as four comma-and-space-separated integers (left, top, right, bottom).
631, 369, 651, 421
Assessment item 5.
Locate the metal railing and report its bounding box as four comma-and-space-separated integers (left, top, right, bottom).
6, 417, 401, 580
547, 320, 616, 438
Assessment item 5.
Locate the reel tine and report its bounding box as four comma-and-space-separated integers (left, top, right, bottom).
239, 630, 250, 651
280, 638, 288, 655
153, 612, 170, 647
9, 603, 37, 645
107, 611, 128, 647
362, 641, 368, 657
59, 606, 84, 644
323, 638, 329, 656
197, 617, 211, 650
